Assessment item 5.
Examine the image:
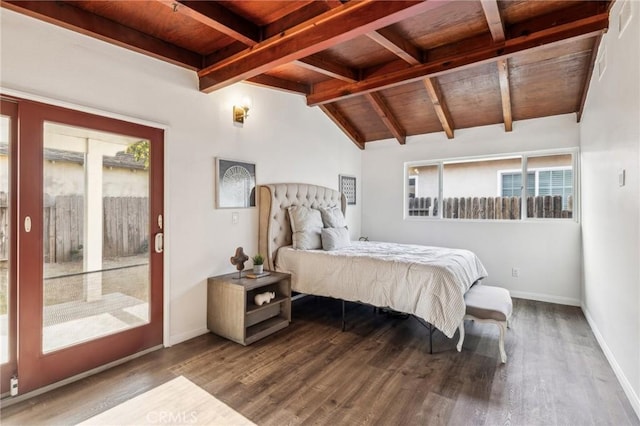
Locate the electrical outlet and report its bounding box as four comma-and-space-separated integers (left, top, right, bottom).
512, 268, 520, 278
232, 212, 239, 225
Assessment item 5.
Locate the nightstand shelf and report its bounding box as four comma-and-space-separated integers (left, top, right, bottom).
207, 271, 291, 345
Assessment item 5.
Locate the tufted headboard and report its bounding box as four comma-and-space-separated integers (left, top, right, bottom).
258, 183, 346, 271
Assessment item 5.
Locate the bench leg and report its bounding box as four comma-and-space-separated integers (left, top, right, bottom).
456, 321, 465, 352
498, 321, 507, 363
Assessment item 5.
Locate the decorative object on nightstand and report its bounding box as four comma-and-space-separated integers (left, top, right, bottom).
254, 291, 275, 306
251, 253, 264, 274
207, 271, 291, 345
230, 247, 249, 279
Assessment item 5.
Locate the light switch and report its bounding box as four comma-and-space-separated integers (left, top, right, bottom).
232, 212, 239, 224
618, 169, 626, 187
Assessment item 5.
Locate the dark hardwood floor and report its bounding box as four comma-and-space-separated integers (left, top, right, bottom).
1, 298, 638, 425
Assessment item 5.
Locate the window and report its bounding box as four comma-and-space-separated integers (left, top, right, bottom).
407, 164, 438, 217
405, 150, 577, 221
500, 172, 534, 197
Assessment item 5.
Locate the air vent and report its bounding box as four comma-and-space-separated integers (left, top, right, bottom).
619, 0, 633, 36
597, 47, 607, 80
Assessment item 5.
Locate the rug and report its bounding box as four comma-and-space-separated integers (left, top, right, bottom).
78, 376, 256, 425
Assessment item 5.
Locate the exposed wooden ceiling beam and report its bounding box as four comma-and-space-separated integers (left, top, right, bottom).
363, 93, 406, 144
481, 0, 511, 132
263, 0, 341, 40
198, 0, 454, 93
496, 59, 513, 132
318, 104, 365, 150
480, 0, 505, 42
577, 34, 603, 122
306, 6, 610, 106
366, 28, 422, 65
295, 55, 359, 83
246, 75, 310, 95
158, 1, 260, 46
1, 0, 202, 70
423, 78, 454, 139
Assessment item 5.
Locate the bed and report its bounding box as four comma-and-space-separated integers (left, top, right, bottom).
258, 183, 488, 339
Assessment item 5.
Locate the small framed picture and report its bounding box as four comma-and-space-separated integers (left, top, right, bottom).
216, 158, 256, 208
339, 174, 356, 205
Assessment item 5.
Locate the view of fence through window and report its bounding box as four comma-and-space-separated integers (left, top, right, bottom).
41, 122, 151, 353
407, 152, 575, 220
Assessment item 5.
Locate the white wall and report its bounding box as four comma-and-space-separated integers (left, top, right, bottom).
362, 115, 582, 305
580, 0, 640, 417
0, 9, 362, 344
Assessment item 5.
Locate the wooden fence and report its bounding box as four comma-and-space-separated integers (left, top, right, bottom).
0, 192, 148, 263
408, 195, 573, 219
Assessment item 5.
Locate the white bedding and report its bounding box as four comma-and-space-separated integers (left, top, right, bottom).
276, 241, 488, 338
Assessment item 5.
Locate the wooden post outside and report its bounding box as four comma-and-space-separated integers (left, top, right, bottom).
553, 195, 562, 218
535, 196, 544, 218
543, 195, 552, 218
487, 197, 495, 219
511, 196, 520, 220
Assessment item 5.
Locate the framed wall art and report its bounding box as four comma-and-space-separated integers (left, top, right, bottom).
216, 158, 256, 208
339, 174, 356, 205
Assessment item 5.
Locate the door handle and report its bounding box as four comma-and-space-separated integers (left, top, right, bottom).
154, 233, 164, 253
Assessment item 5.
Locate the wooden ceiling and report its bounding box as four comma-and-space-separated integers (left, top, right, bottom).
2, 0, 612, 149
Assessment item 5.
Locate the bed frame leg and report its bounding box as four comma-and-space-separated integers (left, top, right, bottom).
429, 323, 433, 354
342, 300, 346, 332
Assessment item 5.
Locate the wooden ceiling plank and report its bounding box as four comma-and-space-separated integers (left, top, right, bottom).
423, 78, 454, 139
295, 55, 359, 83
366, 28, 422, 65
307, 10, 610, 106
363, 93, 406, 144
198, 0, 455, 93
246, 75, 310, 95
576, 34, 603, 122
158, 0, 261, 46
318, 104, 365, 150
480, 0, 505, 42
497, 58, 513, 132
263, 0, 340, 40
1, 0, 202, 70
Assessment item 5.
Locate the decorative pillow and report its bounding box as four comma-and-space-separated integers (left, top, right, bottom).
321, 227, 351, 251
319, 206, 346, 228
288, 205, 323, 250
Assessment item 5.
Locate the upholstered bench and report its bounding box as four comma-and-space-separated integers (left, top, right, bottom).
456, 284, 513, 363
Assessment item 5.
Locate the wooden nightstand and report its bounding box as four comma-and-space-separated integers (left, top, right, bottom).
207, 271, 291, 345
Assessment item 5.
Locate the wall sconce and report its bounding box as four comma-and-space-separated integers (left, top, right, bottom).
232, 97, 252, 126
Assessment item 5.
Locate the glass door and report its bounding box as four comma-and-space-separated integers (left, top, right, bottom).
15, 99, 164, 394
0, 100, 17, 395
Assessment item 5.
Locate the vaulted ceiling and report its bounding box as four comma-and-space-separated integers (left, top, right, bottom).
2, 0, 612, 149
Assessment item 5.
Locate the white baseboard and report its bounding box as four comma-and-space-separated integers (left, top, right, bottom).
169, 327, 209, 346
582, 305, 640, 421
509, 290, 581, 307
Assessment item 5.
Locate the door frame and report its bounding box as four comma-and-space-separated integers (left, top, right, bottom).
0, 99, 18, 395
3, 92, 170, 394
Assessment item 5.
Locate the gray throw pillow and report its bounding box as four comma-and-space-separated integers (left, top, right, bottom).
321, 227, 350, 251
288, 205, 323, 250
319, 206, 346, 228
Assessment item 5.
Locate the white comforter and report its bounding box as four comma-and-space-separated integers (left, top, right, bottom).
276, 241, 488, 338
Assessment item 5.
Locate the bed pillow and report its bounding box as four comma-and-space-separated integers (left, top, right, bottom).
319, 206, 346, 228
288, 205, 323, 250
321, 227, 351, 251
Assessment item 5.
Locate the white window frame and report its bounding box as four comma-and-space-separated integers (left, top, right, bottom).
404, 148, 579, 222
